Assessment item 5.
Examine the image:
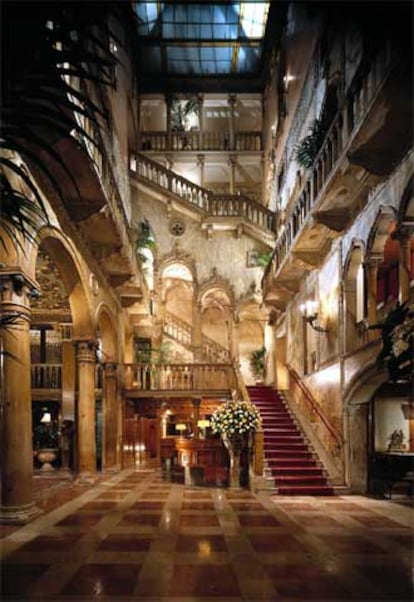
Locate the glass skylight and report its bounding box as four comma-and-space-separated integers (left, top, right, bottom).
134, 1, 271, 77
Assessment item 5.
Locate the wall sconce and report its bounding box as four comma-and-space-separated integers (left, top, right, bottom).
175, 423, 187, 438
300, 300, 328, 333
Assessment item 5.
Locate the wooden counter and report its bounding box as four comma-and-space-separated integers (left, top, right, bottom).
161, 436, 228, 485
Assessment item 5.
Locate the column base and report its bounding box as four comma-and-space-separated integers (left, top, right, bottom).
0, 502, 42, 525
74, 472, 97, 485
103, 464, 121, 474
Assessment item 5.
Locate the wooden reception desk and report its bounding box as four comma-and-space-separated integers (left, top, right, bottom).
161, 437, 228, 485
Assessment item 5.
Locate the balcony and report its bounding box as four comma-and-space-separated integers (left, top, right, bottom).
123, 362, 237, 398
264, 41, 412, 306
130, 153, 276, 243
139, 131, 262, 153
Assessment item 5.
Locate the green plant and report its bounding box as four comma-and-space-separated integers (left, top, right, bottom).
256, 251, 271, 267
170, 97, 199, 131
135, 219, 157, 264
249, 346, 267, 381
211, 401, 261, 437
33, 422, 60, 450
1, 2, 119, 253
294, 119, 325, 168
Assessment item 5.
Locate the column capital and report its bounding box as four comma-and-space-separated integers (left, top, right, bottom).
364, 254, 383, 268
392, 224, 413, 244
192, 397, 202, 407
0, 266, 39, 303
228, 154, 238, 167
74, 339, 98, 363
196, 154, 205, 166
228, 93, 237, 108
104, 362, 118, 377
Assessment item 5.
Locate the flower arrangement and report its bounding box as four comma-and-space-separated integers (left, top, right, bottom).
211, 401, 262, 437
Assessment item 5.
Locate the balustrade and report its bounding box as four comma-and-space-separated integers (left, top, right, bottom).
267, 44, 393, 279
31, 364, 62, 389
132, 154, 275, 233
124, 363, 236, 392
139, 130, 261, 152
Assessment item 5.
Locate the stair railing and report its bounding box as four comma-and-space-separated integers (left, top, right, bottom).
163, 310, 231, 363
131, 153, 275, 234
286, 364, 344, 454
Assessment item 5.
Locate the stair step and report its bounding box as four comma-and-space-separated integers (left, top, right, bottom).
272, 467, 324, 476
277, 485, 335, 496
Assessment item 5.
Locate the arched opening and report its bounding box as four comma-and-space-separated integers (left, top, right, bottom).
238, 301, 266, 385
30, 233, 94, 475
343, 241, 366, 353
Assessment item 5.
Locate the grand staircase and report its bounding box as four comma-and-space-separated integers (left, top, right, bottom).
247, 385, 334, 495
163, 310, 230, 363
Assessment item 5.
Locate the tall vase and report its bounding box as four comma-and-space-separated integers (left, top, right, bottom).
222, 433, 245, 488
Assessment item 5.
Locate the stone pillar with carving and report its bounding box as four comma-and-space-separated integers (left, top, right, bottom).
0, 268, 40, 523
192, 300, 203, 362
228, 93, 237, 150
366, 256, 382, 341
103, 362, 119, 472
75, 340, 97, 482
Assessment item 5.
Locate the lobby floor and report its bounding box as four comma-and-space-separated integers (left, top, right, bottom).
1, 466, 413, 601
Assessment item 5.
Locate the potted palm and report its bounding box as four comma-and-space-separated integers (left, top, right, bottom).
249, 346, 267, 383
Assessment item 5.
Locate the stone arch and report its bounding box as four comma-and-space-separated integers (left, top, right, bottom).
29, 227, 94, 339
367, 206, 397, 258
237, 299, 266, 385
343, 365, 388, 493
95, 304, 118, 362
397, 174, 413, 222
343, 240, 366, 352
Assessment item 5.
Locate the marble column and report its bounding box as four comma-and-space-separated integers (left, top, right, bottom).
0, 268, 40, 523
228, 94, 237, 150
197, 154, 205, 188
103, 362, 119, 472
192, 301, 203, 361
197, 93, 204, 150
228, 155, 237, 195
75, 340, 97, 483
165, 94, 173, 150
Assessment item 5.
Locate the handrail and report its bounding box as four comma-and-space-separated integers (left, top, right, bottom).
264, 41, 394, 285
164, 310, 231, 363
123, 362, 237, 392
131, 153, 275, 234
286, 363, 343, 449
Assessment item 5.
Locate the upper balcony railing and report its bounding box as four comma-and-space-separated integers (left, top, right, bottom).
130, 153, 276, 235
123, 362, 237, 393
265, 42, 394, 286
140, 131, 262, 153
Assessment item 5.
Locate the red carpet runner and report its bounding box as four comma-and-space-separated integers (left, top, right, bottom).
247, 385, 334, 495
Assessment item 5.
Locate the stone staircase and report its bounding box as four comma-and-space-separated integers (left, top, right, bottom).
164, 310, 230, 363
130, 153, 276, 245
247, 385, 334, 495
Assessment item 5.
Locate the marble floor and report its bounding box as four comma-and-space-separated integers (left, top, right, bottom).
1, 466, 413, 601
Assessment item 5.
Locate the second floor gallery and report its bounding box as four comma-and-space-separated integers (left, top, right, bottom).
0, 0, 413, 523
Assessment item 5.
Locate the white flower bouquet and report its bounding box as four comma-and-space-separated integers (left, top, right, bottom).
211, 400, 261, 436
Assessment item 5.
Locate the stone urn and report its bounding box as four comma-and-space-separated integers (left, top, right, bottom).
36, 448, 59, 471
